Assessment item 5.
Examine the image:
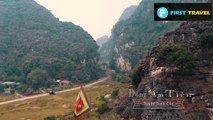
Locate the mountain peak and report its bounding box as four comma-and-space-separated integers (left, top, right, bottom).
118, 5, 137, 22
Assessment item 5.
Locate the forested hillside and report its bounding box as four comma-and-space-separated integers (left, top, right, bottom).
109, 0, 207, 71
0, 0, 103, 92
114, 20, 213, 120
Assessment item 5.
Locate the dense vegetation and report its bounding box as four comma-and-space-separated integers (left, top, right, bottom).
0, 0, 103, 92
200, 33, 213, 48
156, 43, 195, 74
109, 0, 181, 71
106, 0, 207, 72
199, 33, 213, 65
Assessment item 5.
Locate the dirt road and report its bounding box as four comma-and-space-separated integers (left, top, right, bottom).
0, 76, 109, 105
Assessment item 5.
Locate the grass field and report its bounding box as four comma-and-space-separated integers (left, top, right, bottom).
0, 94, 16, 102
0, 79, 128, 120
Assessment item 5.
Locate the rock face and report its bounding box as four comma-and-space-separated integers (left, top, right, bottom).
109, 0, 181, 71
108, 0, 208, 72
98, 5, 137, 65
113, 21, 213, 120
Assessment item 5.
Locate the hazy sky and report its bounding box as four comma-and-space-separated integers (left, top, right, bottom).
34, 0, 141, 39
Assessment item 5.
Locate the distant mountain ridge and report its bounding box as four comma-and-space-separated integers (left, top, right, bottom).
118, 5, 137, 22
96, 35, 109, 48
98, 5, 137, 64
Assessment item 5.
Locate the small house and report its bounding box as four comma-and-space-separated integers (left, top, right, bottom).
57, 80, 70, 86
60, 80, 70, 86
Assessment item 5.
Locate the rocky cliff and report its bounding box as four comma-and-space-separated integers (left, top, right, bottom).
110, 0, 208, 72
98, 5, 137, 65
113, 21, 213, 120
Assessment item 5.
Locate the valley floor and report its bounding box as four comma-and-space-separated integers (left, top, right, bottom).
0, 77, 127, 120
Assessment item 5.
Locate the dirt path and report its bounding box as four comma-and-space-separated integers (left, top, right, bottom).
0, 76, 110, 105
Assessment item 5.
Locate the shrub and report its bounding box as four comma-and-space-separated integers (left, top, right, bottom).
111, 89, 119, 99
96, 102, 111, 115
156, 43, 195, 74
44, 116, 56, 120
199, 33, 213, 48
130, 71, 141, 89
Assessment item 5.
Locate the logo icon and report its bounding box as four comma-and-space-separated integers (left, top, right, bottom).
157, 7, 169, 19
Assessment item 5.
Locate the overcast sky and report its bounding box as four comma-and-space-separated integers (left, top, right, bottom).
34, 0, 141, 40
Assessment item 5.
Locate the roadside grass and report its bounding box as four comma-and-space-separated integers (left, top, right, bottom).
0, 94, 16, 102
0, 79, 128, 120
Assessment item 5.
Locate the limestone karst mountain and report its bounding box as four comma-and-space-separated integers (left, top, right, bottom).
107, 0, 207, 71
0, 0, 103, 91
113, 20, 213, 120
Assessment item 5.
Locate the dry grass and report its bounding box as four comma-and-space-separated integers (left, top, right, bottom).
0, 80, 127, 120
0, 94, 16, 102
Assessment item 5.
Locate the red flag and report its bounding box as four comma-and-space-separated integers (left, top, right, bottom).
76, 97, 84, 111
74, 85, 91, 118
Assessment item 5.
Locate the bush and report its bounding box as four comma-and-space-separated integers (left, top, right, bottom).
114, 74, 128, 83
96, 102, 111, 115
17, 84, 28, 94
130, 71, 141, 89
200, 33, 213, 48
44, 116, 56, 120
156, 43, 195, 74
111, 89, 119, 99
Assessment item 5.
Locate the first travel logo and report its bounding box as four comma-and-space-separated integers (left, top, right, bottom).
157, 7, 169, 19
155, 3, 213, 21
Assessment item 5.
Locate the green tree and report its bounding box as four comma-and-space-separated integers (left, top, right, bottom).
27, 69, 49, 90
130, 71, 141, 89
109, 57, 116, 70
23, 60, 42, 76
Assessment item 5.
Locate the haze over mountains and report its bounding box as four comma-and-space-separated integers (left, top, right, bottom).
100, 0, 208, 72
96, 35, 109, 48
98, 5, 137, 64
0, 0, 212, 119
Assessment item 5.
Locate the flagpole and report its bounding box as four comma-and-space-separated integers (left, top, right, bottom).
74, 84, 91, 120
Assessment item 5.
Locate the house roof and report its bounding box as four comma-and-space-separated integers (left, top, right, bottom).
60, 80, 70, 84
2, 82, 16, 85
